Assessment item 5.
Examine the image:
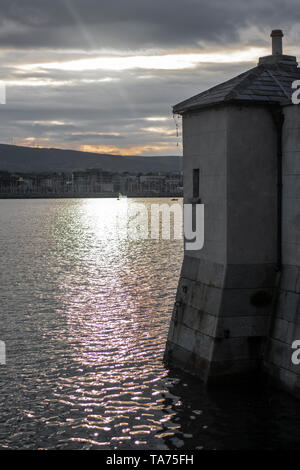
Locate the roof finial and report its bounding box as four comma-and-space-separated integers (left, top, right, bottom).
271, 29, 284, 56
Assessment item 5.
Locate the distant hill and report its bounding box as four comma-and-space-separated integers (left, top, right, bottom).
0, 144, 182, 174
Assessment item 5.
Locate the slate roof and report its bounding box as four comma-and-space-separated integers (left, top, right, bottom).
173, 55, 300, 114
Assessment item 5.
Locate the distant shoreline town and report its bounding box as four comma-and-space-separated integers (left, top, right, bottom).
0, 168, 183, 198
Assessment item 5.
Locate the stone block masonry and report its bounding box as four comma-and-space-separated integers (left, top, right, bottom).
165, 31, 300, 398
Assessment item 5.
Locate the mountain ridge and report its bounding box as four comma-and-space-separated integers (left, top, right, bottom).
0, 144, 182, 174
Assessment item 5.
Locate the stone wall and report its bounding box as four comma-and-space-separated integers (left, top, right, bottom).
165, 104, 279, 381
165, 107, 228, 380
264, 104, 300, 396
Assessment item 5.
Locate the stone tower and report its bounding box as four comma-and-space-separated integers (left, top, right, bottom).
165, 31, 300, 397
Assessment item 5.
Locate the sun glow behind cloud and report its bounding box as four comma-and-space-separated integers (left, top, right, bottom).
6, 77, 118, 87
144, 117, 169, 122
141, 126, 175, 135
17, 47, 266, 73
5, 42, 269, 155
79, 143, 178, 156
1, 0, 299, 159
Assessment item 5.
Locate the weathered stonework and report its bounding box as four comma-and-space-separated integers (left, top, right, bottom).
263, 104, 300, 397
165, 35, 300, 398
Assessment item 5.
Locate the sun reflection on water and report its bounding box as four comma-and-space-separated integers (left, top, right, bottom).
1, 199, 300, 450
0, 198, 184, 449
52, 198, 184, 448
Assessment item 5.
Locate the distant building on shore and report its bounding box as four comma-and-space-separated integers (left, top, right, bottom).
0, 168, 183, 197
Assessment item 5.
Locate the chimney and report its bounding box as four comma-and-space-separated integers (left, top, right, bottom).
258, 30, 297, 66
271, 29, 283, 55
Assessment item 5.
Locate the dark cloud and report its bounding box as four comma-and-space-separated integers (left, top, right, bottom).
0, 0, 298, 50
0, 60, 255, 154
0, 1, 299, 155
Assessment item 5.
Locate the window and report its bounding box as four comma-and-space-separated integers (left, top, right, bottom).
193, 169, 199, 198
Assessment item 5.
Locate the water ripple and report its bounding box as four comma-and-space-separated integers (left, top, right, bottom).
2, 199, 300, 450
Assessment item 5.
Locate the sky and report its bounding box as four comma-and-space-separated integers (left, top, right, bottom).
0, 0, 299, 156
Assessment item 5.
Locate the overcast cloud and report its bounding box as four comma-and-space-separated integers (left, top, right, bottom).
0, 0, 299, 156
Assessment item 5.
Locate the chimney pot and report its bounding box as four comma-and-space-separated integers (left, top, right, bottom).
271, 29, 284, 55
